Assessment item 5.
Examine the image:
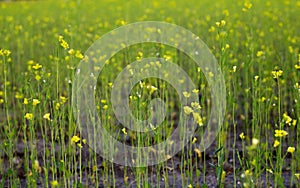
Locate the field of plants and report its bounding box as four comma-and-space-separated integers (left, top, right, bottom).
0, 0, 299, 187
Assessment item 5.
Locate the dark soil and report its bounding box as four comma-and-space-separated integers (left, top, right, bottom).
0, 134, 297, 188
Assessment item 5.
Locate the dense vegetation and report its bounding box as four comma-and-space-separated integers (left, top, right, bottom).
0, 0, 299, 187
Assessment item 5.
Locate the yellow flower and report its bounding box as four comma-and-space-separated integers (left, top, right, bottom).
220, 20, 226, 26
232, 66, 237, 72
75, 50, 83, 59
292, 120, 297, 126
35, 75, 41, 81
243, 2, 252, 11
208, 26, 215, 32
272, 70, 283, 79
287, 147, 295, 154
43, 113, 51, 121
274, 129, 288, 137
239, 132, 245, 140
103, 105, 108, 110
184, 106, 193, 115
252, 138, 259, 146
27, 60, 34, 65
192, 89, 199, 94
182, 91, 191, 98
58, 35, 69, 50
192, 137, 197, 144
136, 51, 143, 61
82, 139, 87, 144
256, 51, 264, 57
294, 64, 300, 70
60, 96, 67, 104
122, 128, 127, 135
68, 48, 75, 55
191, 102, 201, 110
295, 173, 300, 180
23, 98, 29, 105
266, 168, 273, 174
33, 160, 39, 169
55, 102, 60, 110
32, 63, 42, 70
273, 140, 280, 147
283, 112, 292, 125
187, 184, 192, 188
194, 148, 201, 157
50, 180, 59, 187
148, 85, 158, 94
24, 113, 33, 120
245, 169, 252, 176
33, 160, 41, 173
32, 99, 40, 106
163, 54, 172, 61
193, 112, 203, 126
5, 81, 10, 86
71, 135, 80, 144
15, 92, 23, 99
0, 49, 11, 57
77, 143, 83, 148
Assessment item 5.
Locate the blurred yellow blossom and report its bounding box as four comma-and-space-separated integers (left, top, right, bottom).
272, 70, 283, 79
50, 180, 59, 187
35, 75, 41, 81
75, 50, 84, 59
122, 128, 127, 135
243, 2, 252, 11
24, 113, 33, 120
256, 51, 264, 57
194, 148, 201, 157
287, 147, 295, 154
239, 132, 245, 140
232, 66, 237, 72
32, 63, 42, 70
252, 138, 259, 146
60, 96, 67, 104
183, 91, 191, 98
55, 102, 60, 110
295, 173, 300, 180
43, 113, 51, 121
71, 135, 80, 144
193, 112, 203, 126
58, 35, 69, 50
274, 129, 288, 137
184, 106, 193, 115
283, 112, 292, 125
192, 89, 199, 94
32, 99, 40, 106
191, 102, 201, 110
192, 137, 197, 144
273, 140, 280, 147
0, 49, 11, 57
23, 98, 29, 105
33, 160, 41, 173
266, 168, 273, 174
